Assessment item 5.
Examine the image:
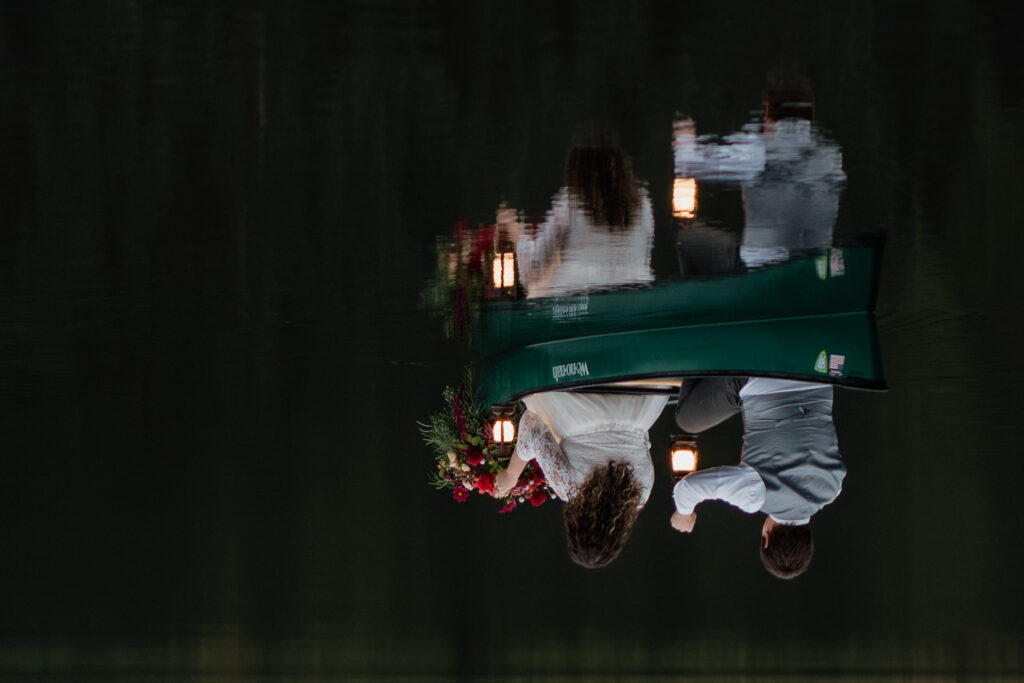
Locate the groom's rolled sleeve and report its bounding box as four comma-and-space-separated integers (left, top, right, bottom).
672, 464, 766, 515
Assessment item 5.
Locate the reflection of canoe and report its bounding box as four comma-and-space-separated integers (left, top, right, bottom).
479, 247, 885, 407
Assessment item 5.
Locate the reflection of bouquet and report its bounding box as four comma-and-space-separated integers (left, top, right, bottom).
421, 371, 553, 513
422, 219, 520, 340
421, 220, 493, 340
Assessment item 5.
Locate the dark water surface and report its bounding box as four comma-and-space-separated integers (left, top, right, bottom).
2, 2, 1023, 680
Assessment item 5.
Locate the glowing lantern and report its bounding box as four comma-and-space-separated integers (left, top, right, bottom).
670, 435, 699, 481
673, 177, 697, 219
492, 252, 516, 289
492, 419, 515, 443
491, 405, 516, 456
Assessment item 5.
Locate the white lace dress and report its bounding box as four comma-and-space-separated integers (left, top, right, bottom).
515, 392, 669, 506
515, 188, 655, 298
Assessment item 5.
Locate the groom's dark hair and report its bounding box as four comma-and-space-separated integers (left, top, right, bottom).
762, 68, 814, 123
760, 523, 813, 579
563, 461, 642, 569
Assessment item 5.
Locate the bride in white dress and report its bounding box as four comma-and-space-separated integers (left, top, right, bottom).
493, 133, 669, 568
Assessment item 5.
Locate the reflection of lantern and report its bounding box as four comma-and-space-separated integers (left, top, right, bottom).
491, 405, 516, 456
492, 252, 516, 289
672, 177, 697, 219
669, 435, 699, 481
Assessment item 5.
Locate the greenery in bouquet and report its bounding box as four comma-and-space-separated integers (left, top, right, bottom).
421, 371, 554, 513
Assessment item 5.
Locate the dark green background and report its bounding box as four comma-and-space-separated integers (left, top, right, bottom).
1, 1, 1022, 680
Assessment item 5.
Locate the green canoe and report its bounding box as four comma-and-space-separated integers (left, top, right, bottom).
479, 247, 885, 407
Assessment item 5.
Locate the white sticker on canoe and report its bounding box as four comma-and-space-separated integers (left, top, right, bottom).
552, 361, 590, 381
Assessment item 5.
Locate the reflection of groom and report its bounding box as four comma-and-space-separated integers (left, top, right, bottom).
670, 377, 845, 579
674, 71, 845, 277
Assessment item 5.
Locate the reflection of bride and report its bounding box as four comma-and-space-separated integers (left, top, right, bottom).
499, 137, 655, 299
494, 131, 667, 568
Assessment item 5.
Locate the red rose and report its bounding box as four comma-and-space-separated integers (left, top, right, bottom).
474, 472, 496, 496
453, 485, 470, 502
529, 490, 547, 507
465, 448, 485, 466
498, 499, 517, 514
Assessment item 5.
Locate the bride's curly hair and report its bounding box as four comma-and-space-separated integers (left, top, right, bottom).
563, 461, 642, 568
564, 125, 641, 231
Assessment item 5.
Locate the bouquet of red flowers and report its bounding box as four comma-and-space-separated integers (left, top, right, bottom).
421, 371, 553, 513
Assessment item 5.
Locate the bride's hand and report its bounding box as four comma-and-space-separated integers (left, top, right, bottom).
494, 468, 519, 497
496, 203, 522, 242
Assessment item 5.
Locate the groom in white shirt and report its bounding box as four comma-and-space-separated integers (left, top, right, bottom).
670, 376, 846, 579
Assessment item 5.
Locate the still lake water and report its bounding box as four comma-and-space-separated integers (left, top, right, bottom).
2, 2, 1023, 680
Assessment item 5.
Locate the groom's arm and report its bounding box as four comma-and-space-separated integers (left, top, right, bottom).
672, 464, 765, 515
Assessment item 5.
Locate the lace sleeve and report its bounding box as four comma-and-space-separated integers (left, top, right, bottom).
515, 410, 578, 501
